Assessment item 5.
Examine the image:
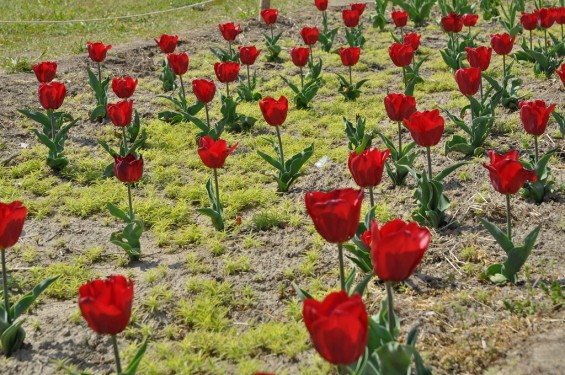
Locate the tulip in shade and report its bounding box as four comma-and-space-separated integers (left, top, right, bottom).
87, 41, 112, 63
388, 42, 414, 67
403, 33, 421, 51
350, 3, 366, 16
154, 34, 179, 54
167, 52, 189, 76
259, 96, 288, 126
114, 154, 144, 183
260, 8, 278, 25
348, 148, 390, 206
32, 61, 57, 83
556, 64, 565, 86
290, 47, 310, 67
238, 46, 261, 66
112, 76, 138, 99
454, 67, 481, 96
342, 9, 360, 27
302, 291, 368, 365
490, 33, 515, 55
441, 12, 463, 33
314, 0, 328, 11
483, 150, 537, 195
339, 47, 361, 66
0, 201, 27, 250
403, 109, 445, 148
519, 100, 557, 136
300, 27, 320, 46
465, 46, 492, 72
391, 10, 408, 28
198, 136, 238, 169
107, 100, 134, 127
192, 79, 216, 104
38, 82, 66, 110
462, 13, 479, 27
218, 22, 241, 42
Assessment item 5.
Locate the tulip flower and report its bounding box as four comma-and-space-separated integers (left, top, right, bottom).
302, 291, 368, 366
462, 13, 478, 27
519, 100, 556, 162
556, 64, 565, 86
483, 150, 537, 239
87, 41, 111, 82
154, 34, 179, 54
441, 12, 463, 33
305, 188, 364, 290
342, 9, 360, 28
218, 22, 240, 55
79, 275, 134, 373
557, 7, 565, 40
392, 10, 408, 28
114, 153, 144, 184
167, 52, 189, 97
259, 96, 288, 126
300, 26, 319, 46
403, 33, 421, 51
350, 3, 366, 16
520, 12, 538, 49
454, 67, 481, 96
348, 148, 390, 206
490, 33, 515, 80
38, 81, 66, 111
261, 8, 278, 25
388, 42, 414, 87
192, 78, 216, 129
107, 100, 134, 128
198, 136, 238, 169
31, 61, 57, 83
465, 46, 492, 72
384, 93, 417, 152
403, 109, 445, 177
214, 61, 240, 97
112, 76, 138, 99
238, 46, 260, 93
314, 0, 328, 11
536, 8, 555, 50
290, 47, 310, 90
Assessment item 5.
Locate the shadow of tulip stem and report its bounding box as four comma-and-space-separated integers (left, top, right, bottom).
338, 243, 346, 291
385, 282, 395, 336
506, 194, 512, 241
111, 335, 122, 374
1, 250, 11, 324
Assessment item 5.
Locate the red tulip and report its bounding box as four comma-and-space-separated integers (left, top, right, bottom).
111, 76, 138, 99
391, 10, 408, 27
465, 46, 492, 71
403, 109, 445, 147
192, 79, 216, 104
350, 3, 366, 16
31, 61, 57, 83
520, 12, 538, 31
536, 8, 555, 29
388, 42, 414, 67
490, 33, 515, 55
462, 13, 479, 27
290, 47, 310, 67
261, 8, 278, 25
384, 93, 417, 122
519, 100, 557, 136
218, 22, 241, 42
167, 52, 189, 75
454, 67, 481, 96
259, 96, 288, 126
107, 100, 134, 127
198, 136, 238, 169
304, 188, 364, 244
0, 201, 27, 250
441, 12, 464, 33
300, 27, 320, 46
38, 82, 66, 110
370, 219, 431, 282
403, 33, 421, 51
360, 229, 372, 249
302, 291, 368, 365
114, 154, 143, 183
78, 275, 133, 335
339, 47, 361, 66
348, 148, 391, 188
214, 62, 240, 83
342, 9, 360, 27
154, 34, 179, 54
239, 46, 261, 66
483, 150, 537, 195
556, 7, 565, 25
556, 64, 565, 85
314, 0, 328, 11
87, 41, 112, 63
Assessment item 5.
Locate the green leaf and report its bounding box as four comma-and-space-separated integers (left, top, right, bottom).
0, 318, 26, 357
502, 225, 541, 282
352, 273, 374, 297
11, 275, 60, 320
479, 218, 514, 254
434, 161, 467, 182
257, 150, 282, 171
122, 338, 148, 375
292, 282, 313, 301
107, 203, 131, 223
376, 342, 412, 375
17, 109, 51, 130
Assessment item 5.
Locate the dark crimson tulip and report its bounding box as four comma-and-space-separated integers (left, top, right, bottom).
342, 9, 360, 27
78, 275, 133, 335
87, 41, 112, 63
302, 291, 368, 365
314, 0, 328, 11
0, 201, 27, 250
350, 3, 366, 16
391, 10, 408, 27
259, 96, 288, 126
483, 150, 537, 195
167, 52, 189, 75
384, 93, 417, 122
490, 33, 515, 55
304, 188, 364, 244
370, 219, 431, 282
197, 136, 238, 169
556, 64, 565, 85
290, 47, 310, 67
238, 46, 261, 66
462, 13, 479, 27
388, 42, 414, 67
441, 12, 463, 33
339, 47, 361, 66
520, 12, 538, 31
114, 154, 143, 183
403, 33, 421, 51
403, 109, 445, 147
38, 82, 66, 110
300, 26, 320, 45
261, 8, 278, 25
348, 148, 391, 188
218, 22, 241, 41
360, 229, 372, 249
111, 76, 138, 99
192, 79, 216, 104
465, 46, 492, 71
556, 7, 565, 25
154, 34, 179, 54
214, 61, 240, 83
536, 8, 555, 29
107, 100, 134, 127
31, 61, 57, 83
454, 67, 481, 96
519, 100, 557, 136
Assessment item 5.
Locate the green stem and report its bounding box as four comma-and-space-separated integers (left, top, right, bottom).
49, 109, 56, 144
179, 74, 186, 100
111, 335, 123, 375
97, 62, 101, 84
529, 30, 533, 50
349, 65, 353, 86
275, 125, 285, 166
338, 243, 346, 291
337, 365, 346, 375
479, 74, 484, 103
369, 186, 375, 208
1, 250, 11, 325
426, 146, 432, 179
246, 64, 251, 90
121, 127, 128, 154
300, 66, 304, 91
469, 96, 475, 122
213, 168, 221, 211
385, 282, 395, 337
544, 28, 548, 52
309, 45, 314, 66
205, 104, 211, 132
226, 82, 230, 98
127, 183, 134, 221
397, 121, 402, 153
402, 65, 406, 89
502, 54, 506, 87
228, 41, 232, 56
534, 135, 539, 165
322, 11, 328, 33
506, 194, 512, 241
270, 24, 274, 40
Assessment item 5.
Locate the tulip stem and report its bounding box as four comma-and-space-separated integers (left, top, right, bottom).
300, 67, 304, 92
506, 194, 512, 241
529, 30, 533, 50
502, 54, 506, 86
309, 45, 314, 66
534, 135, 539, 165
127, 184, 134, 221
426, 146, 433, 179
479, 74, 484, 103
275, 126, 285, 166
111, 335, 122, 375
369, 186, 375, 208
97, 62, 101, 84
544, 28, 548, 52
226, 82, 230, 98
1, 250, 11, 325
228, 41, 232, 56
49, 109, 56, 144
270, 24, 274, 41
338, 243, 346, 291
246, 64, 252, 91
213, 168, 221, 211
402, 66, 406, 89
469, 96, 475, 123
178, 74, 186, 100
397, 121, 402, 153
385, 282, 395, 337
322, 11, 328, 33
205, 104, 211, 131
121, 127, 128, 153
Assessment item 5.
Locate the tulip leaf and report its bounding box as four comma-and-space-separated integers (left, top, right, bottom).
11, 275, 60, 320
405, 324, 420, 347
257, 150, 282, 171
552, 111, 565, 136
122, 338, 148, 375
502, 225, 541, 283
353, 273, 374, 297
368, 315, 393, 351
479, 218, 514, 254
17, 109, 51, 130
0, 318, 26, 357
98, 140, 118, 157
435, 161, 467, 182
345, 268, 357, 294
291, 282, 313, 302
110, 220, 144, 261
107, 203, 131, 223
376, 342, 412, 375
